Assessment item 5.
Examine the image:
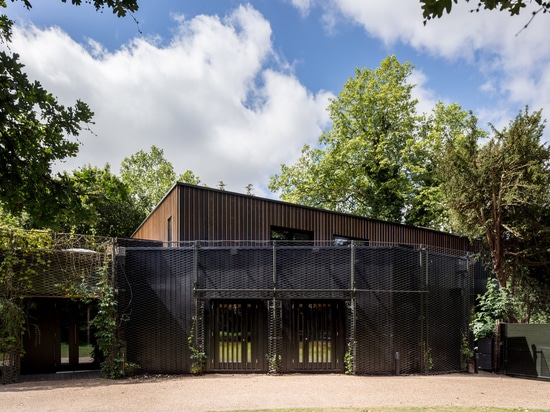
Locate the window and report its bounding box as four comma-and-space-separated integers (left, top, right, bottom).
167, 216, 172, 245
271, 226, 313, 245
332, 235, 369, 246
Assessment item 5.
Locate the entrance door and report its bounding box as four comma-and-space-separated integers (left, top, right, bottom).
59, 300, 97, 370
290, 301, 344, 371
210, 301, 265, 371
21, 299, 98, 374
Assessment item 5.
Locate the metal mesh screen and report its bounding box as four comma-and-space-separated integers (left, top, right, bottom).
424, 251, 472, 373
120, 241, 476, 375
0, 231, 114, 298
119, 247, 194, 373
267, 299, 282, 372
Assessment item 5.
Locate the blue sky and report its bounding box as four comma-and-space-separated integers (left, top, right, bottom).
3, 1, 549, 198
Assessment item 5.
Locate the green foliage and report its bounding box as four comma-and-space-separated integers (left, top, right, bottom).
344, 341, 355, 375
0, 229, 131, 381
270, 56, 417, 223
0, 298, 25, 382
420, 0, 550, 22
439, 107, 550, 323
0, 227, 54, 382
90, 276, 122, 378
54, 164, 144, 237
188, 319, 206, 375
121, 145, 200, 216
0, 0, 140, 229
269, 56, 476, 230
83, 257, 136, 379
0, 46, 94, 227
460, 332, 474, 370
265, 353, 281, 374
470, 278, 508, 339
423, 345, 434, 372
180, 170, 201, 186
472, 275, 550, 337
13, 0, 139, 18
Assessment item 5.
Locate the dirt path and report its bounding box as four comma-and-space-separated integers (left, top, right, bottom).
1, 372, 549, 411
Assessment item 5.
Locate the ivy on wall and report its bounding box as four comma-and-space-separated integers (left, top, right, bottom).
0, 228, 132, 383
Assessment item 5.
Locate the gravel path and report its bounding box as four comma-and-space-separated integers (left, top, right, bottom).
1, 372, 549, 411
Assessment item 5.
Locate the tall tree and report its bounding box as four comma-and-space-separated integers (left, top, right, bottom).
439, 107, 550, 320
270, 56, 418, 223
269, 56, 476, 230
0, 0, 139, 228
120, 145, 200, 215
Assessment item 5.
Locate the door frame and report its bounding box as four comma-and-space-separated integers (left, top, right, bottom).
207, 299, 267, 372
21, 298, 99, 374
285, 299, 345, 372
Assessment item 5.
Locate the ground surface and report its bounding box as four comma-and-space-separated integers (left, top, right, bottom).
1, 371, 549, 412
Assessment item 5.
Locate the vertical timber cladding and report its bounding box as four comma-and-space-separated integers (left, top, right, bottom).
170, 183, 476, 250
120, 247, 195, 374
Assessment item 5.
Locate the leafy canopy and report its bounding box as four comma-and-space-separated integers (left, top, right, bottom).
420, 0, 550, 27
12, 0, 138, 17
120, 145, 200, 216
269, 55, 477, 230
0, 0, 140, 228
439, 107, 550, 321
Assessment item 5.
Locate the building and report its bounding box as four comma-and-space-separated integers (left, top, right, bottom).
121, 183, 482, 375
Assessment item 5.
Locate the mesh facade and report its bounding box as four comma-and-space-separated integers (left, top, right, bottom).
118, 241, 475, 375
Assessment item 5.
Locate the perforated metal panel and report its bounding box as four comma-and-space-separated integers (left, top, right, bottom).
119, 240, 476, 375
120, 247, 194, 373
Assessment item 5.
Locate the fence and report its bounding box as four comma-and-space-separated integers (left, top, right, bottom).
118, 240, 477, 375
501, 323, 550, 379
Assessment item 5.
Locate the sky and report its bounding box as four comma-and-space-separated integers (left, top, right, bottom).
3, 0, 550, 199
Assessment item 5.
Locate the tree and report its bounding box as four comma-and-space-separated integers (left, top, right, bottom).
0, 37, 93, 226
270, 56, 418, 223
8, 0, 138, 17
0, 0, 140, 228
54, 165, 143, 237
420, 0, 550, 27
439, 107, 550, 321
120, 145, 200, 216
269, 56, 476, 230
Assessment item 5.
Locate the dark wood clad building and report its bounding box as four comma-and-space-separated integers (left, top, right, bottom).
121, 183, 482, 376
133, 182, 473, 252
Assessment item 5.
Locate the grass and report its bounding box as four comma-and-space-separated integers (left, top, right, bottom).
218, 341, 252, 363
218, 340, 332, 364
60, 343, 94, 358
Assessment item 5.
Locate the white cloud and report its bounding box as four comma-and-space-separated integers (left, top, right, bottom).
322, 0, 550, 137
288, 0, 313, 17
7, 4, 332, 197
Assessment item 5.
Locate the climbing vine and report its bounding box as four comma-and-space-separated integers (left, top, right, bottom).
0, 228, 131, 382
344, 341, 355, 375
188, 317, 206, 375
0, 227, 54, 383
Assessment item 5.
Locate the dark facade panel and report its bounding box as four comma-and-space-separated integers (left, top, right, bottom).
197, 247, 273, 296
132, 183, 475, 254
121, 244, 472, 375
121, 248, 194, 373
